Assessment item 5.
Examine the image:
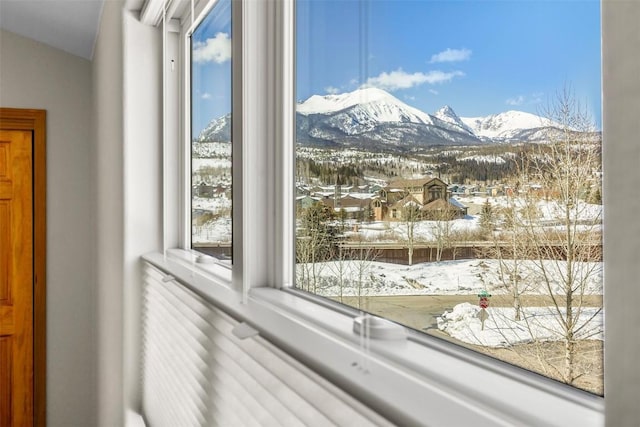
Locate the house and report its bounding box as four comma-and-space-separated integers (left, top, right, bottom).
374, 177, 467, 221
194, 181, 227, 198
295, 194, 320, 210
0, 1, 636, 426
320, 194, 373, 220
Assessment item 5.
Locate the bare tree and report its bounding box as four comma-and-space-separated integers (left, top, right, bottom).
400, 201, 422, 266
515, 87, 602, 384
327, 245, 353, 304
351, 240, 381, 310
430, 207, 458, 262
490, 193, 536, 321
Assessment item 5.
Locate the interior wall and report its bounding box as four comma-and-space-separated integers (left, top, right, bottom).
122, 8, 163, 417
93, 3, 165, 425
602, 0, 640, 425
0, 29, 96, 426
92, 1, 125, 426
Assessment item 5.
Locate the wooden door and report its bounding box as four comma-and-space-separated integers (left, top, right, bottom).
0, 129, 34, 426
0, 109, 46, 427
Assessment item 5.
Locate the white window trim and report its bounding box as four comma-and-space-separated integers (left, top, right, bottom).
152, 0, 614, 425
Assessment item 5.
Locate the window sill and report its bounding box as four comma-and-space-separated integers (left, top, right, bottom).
142, 250, 604, 426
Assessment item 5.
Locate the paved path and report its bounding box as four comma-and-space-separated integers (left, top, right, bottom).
337, 294, 603, 331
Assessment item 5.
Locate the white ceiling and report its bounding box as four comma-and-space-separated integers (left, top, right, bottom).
0, 0, 106, 59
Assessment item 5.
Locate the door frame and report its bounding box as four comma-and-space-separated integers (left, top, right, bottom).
0, 108, 46, 426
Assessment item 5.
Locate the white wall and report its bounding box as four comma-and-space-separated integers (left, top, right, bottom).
92, 1, 125, 426
92, 3, 164, 426
0, 29, 96, 426
602, 1, 640, 425
122, 8, 163, 418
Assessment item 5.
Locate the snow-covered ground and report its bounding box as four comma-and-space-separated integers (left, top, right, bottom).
458, 154, 507, 164
192, 196, 231, 213
193, 141, 231, 158
437, 303, 603, 347
297, 255, 603, 347
352, 216, 480, 242
192, 196, 232, 243
193, 158, 231, 171
193, 217, 231, 244
298, 258, 603, 346
457, 195, 602, 224
296, 258, 603, 297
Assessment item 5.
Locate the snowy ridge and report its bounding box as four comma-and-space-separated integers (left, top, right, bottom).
434, 105, 475, 135
196, 88, 587, 147
295, 87, 482, 147
460, 110, 559, 141
298, 87, 435, 126
197, 113, 231, 142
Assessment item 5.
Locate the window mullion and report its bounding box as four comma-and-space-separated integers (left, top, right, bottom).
270, 0, 296, 289
237, 0, 276, 293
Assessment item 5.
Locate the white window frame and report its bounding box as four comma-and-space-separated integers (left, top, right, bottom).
151, 0, 619, 425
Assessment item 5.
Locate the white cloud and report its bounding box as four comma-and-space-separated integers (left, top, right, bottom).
506, 95, 525, 106
404, 95, 416, 101
430, 48, 472, 63
506, 93, 545, 106
193, 32, 231, 64
364, 69, 464, 91
530, 92, 544, 104
325, 86, 340, 94
429, 89, 439, 95
201, 93, 212, 100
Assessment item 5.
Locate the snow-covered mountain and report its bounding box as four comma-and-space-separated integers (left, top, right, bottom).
460, 111, 560, 142
195, 88, 584, 147
434, 105, 475, 135
297, 87, 435, 126
196, 113, 231, 143
295, 87, 481, 148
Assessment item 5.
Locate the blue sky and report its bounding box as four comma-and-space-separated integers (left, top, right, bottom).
192, 0, 601, 135
297, 0, 601, 125
191, 0, 232, 137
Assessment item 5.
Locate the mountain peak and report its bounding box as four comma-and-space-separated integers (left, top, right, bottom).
296, 87, 437, 129
460, 110, 560, 141
434, 105, 474, 135
436, 105, 457, 117
297, 87, 404, 116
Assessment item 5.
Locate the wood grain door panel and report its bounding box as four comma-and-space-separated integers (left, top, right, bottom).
0, 129, 34, 426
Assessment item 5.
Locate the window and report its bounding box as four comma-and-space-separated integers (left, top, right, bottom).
190, 0, 233, 261
295, 0, 602, 395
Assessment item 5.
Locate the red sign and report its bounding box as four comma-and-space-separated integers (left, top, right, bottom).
479, 297, 489, 309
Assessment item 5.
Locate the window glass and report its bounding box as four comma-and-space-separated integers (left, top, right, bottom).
296, 0, 602, 394
191, 0, 232, 261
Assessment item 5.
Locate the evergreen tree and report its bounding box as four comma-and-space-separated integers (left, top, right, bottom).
479, 199, 495, 237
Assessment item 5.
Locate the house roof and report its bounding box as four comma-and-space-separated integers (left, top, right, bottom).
448, 197, 467, 209
321, 196, 372, 210
390, 195, 422, 210
386, 177, 445, 190
421, 198, 464, 212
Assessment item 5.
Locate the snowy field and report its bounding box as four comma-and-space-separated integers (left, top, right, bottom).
296, 258, 603, 297
298, 258, 603, 346
193, 217, 231, 244
193, 158, 231, 171
456, 195, 602, 224
192, 197, 232, 244
437, 303, 603, 347
351, 216, 480, 242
